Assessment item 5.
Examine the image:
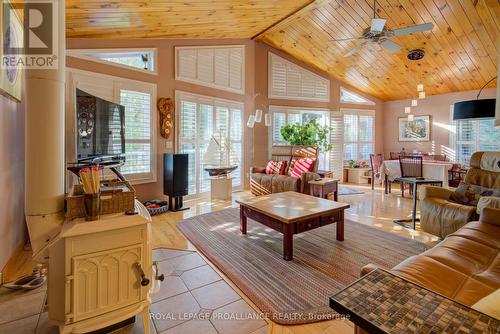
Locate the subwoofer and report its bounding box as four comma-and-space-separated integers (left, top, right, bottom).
163, 153, 189, 211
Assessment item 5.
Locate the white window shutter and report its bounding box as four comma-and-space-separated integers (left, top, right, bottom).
75, 73, 114, 102
330, 112, 344, 180
197, 48, 214, 84
177, 49, 197, 80
268, 53, 330, 102
229, 48, 243, 91
214, 48, 230, 88
176, 46, 244, 94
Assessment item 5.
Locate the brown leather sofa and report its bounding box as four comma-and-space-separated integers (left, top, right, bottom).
420, 151, 500, 239
250, 146, 320, 196
363, 206, 500, 308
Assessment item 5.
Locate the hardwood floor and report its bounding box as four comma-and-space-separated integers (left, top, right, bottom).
150, 184, 439, 334
3, 183, 439, 334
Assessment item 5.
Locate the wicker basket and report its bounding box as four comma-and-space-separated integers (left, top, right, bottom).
65, 180, 136, 220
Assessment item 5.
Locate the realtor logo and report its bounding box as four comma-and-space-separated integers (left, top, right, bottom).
2, 0, 58, 69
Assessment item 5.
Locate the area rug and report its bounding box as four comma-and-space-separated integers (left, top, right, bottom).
338, 185, 364, 195
177, 208, 428, 325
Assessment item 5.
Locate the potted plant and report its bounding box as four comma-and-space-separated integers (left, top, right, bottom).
279, 119, 332, 151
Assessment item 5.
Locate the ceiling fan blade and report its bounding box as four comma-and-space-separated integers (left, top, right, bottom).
343, 41, 368, 57
379, 38, 402, 53
329, 37, 363, 42
371, 18, 386, 33
390, 22, 434, 36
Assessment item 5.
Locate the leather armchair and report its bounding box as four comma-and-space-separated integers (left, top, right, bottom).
419, 151, 500, 239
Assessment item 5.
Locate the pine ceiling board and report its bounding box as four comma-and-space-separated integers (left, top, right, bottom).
258, 0, 499, 101
374, 0, 464, 93
398, 0, 478, 91
65, 0, 312, 38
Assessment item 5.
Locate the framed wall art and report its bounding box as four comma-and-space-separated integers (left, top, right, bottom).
398, 115, 431, 142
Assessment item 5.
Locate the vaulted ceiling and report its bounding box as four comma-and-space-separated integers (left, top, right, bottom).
66, 0, 499, 101
65, 0, 312, 38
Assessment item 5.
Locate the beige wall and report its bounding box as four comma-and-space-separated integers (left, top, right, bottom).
252, 41, 384, 166
0, 88, 26, 271
382, 88, 497, 159
66, 39, 381, 200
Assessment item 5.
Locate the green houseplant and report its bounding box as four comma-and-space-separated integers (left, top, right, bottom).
280, 119, 332, 152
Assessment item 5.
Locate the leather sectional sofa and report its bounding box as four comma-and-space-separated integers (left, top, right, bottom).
363, 207, 500, 314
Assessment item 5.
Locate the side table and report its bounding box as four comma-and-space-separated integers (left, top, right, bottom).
329, 268, 499, 334
309, 178, 339, 201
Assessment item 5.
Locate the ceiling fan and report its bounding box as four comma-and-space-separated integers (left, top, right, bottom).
329, 0, 434, 57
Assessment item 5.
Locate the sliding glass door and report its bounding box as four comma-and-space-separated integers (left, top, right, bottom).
177, 91, 243, 196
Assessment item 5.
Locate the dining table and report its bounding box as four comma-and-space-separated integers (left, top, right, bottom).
380, 159, 456, 192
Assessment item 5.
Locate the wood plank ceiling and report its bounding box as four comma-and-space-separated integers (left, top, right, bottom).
65, 0, 312, 39
66, 0, 499, 101
258, 0, 500, 101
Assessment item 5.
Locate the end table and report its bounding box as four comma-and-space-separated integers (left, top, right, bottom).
309, 178, 339, 201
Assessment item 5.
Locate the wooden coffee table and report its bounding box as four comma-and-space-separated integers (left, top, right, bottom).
236, 192, 350, 261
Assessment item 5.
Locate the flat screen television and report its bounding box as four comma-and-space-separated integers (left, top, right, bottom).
76, 89, 126, 162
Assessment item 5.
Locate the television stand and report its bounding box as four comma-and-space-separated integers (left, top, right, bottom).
169, 196, 189, 212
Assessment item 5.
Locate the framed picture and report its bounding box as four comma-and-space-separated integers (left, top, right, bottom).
398, 115, 431, 142
0, 1, 23, 102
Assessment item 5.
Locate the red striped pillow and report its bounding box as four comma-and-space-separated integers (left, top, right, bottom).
265, 160, 287, 175
289, 158, 315, 178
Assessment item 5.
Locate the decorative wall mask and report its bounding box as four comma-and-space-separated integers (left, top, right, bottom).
157, 97, 174, 139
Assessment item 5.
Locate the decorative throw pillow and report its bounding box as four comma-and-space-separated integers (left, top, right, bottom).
289, 158, 315, 178
450, 183, 500, 206
265, 160, 287, 175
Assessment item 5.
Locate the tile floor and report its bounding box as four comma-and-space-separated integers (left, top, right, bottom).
0, 249, 268, 334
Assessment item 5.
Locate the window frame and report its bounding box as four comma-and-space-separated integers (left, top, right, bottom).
340, 87, 376, 106
268, 106, 331, 171
340, 108, 375, 162
268, 52, 330, 102
66, 68, 157, 186
450, 111, 500, 165
174, 45, 246, 95
67, 48, 158, 75
175, 90, 244, 197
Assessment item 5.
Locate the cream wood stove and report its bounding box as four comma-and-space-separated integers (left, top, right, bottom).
47, 201, 153, 334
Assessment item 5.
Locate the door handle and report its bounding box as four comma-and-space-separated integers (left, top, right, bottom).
134, 262, 150, 287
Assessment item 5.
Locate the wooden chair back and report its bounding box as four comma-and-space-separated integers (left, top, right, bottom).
370, 154, 383, 175
399, 156, 423, 178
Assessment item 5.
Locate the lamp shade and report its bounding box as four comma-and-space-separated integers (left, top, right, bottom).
453, 99, 496, 120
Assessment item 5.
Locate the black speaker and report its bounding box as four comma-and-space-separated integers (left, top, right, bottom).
163, 153, 189, 211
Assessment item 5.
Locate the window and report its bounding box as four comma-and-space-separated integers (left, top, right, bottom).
176, 91, 243, 196
175, 46, 245, 94
452, 118, 500, 165
67, 49, 156, 73
119, 88, 154, 182
67, 69, 156, 184
268, 53, 330, 102
269, 106, 331, 171
342, 110, 375, 161
340, 87, 375, 105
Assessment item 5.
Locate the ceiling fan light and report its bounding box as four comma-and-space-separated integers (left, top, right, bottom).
405, 107, 411, 113
419, 91, 426, 99
417, 84, 424, 92
408, 114, 414, 122
411, 99, 418, 107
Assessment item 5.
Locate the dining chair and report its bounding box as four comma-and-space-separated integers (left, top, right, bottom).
399, 156, 423, 197
390, 152, 401, 160
369, 154, 384, 190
